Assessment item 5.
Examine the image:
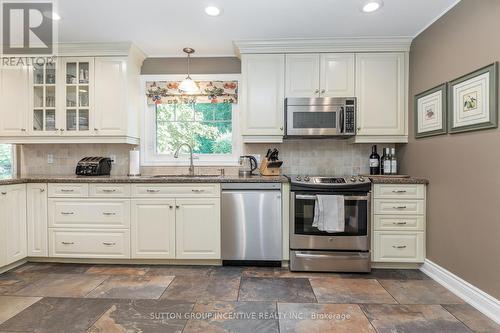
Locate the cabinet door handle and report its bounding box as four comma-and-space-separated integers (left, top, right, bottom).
61, 241, 74, 245
176, 205, 180, 209
60, 128, 65, 132
21, 128, 26, 132
1, 192, 6, 195
102, 189, 117, 193
60, 189, 74, 192
357, 127, 361, 131
146, 189, 160, 193
40, 188, 45, 192
191, 189, 205, 193
321, 89, 325, 94
392, 245, 407, 249
392, 190, 407, 193
94, 128, 99, 131
393, 222, 408, 225
314, 89, 320, 94
102, 242, 116, 246
280, 127, 284, 131
61, 212, 74, 215
393, 206, 407, 209
169, 205, 173, 209
102, 212, 116, 216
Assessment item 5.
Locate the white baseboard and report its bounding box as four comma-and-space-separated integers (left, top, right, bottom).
420, 259, 500, 325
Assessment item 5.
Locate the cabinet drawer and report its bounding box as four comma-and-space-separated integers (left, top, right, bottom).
373, 231, 424, 262
49, 228, 130, 258
374, 199, 424, 215
48, 199, 130, 228
131, 184, 220, 198
374, 184, 425, 199
89, 184, 131, 197
48, 184, 89, 197
374, 215, 425, 231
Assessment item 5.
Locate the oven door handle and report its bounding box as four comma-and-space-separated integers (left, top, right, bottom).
294, 194, 369, 201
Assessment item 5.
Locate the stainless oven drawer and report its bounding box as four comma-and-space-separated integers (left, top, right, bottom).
290, 250, 370, 272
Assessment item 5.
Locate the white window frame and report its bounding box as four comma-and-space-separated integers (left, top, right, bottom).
140, 74, 242, 166
0, 144, 16, 179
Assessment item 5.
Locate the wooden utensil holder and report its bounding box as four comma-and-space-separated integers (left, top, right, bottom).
259, 158, 282, 176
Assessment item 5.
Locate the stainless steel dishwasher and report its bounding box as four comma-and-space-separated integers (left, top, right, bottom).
221, 183, 282, 265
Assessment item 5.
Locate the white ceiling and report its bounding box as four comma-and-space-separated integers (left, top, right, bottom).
56, 0, 460, 57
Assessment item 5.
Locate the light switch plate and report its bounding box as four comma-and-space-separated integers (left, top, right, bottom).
47, 154, 54, 164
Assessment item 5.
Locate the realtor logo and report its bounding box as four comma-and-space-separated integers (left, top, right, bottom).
1, 1, 53, 55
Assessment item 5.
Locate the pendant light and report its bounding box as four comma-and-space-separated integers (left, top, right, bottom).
179, 47, 200, 94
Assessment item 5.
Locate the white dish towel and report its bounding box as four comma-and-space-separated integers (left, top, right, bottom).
312, 195, 345, 233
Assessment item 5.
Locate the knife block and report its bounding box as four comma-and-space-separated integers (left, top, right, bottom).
259, 158, 282, 176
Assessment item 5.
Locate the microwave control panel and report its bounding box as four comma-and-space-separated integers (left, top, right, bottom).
345, 99, 356, 134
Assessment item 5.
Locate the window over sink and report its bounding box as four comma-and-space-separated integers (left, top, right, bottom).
141, 75, 241, 166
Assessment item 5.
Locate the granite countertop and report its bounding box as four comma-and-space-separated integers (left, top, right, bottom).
368, 176, 429, 184
0, 174, 289, 185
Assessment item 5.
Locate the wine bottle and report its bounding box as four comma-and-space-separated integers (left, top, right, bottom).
391, 148, 397, 175
369, 145, 380, 175
383, 148, 392, 175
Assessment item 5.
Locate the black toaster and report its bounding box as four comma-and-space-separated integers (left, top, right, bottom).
75, 157, 112, 176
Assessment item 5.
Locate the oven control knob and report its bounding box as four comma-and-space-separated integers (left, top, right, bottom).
296, 175, 302, 181
358, 176, 365, 182
304, 176, 310, 182
350, 176, 357, 182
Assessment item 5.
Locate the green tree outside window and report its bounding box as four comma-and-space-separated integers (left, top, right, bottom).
156, 103, 233, 155
0, 144, 13, 179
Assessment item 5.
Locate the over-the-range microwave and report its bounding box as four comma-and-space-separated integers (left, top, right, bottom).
285, 97, 356, 138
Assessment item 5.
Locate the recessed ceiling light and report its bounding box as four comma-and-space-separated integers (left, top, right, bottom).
205, 6, 221, 17
362, 0, 383, 13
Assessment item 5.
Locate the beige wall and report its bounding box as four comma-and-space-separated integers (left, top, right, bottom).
399, 0, 500, 298
141, 57, 241, 75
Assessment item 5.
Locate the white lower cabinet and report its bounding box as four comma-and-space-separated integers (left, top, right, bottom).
27, 184, 48, 257
373, 231, 424, 262
0, 184, 27, 266
372, 184, 426, 264
49, 229, 130, 258
131, 199, 176, 259
175, 198, 221, 260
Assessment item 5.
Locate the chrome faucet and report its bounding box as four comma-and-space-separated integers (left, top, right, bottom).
174, 143, 195, 176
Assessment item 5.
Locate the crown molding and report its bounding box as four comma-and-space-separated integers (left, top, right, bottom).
233, 37, 412, 55
56, 42, 147, 59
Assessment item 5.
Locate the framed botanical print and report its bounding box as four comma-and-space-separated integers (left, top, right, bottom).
414, 83, 447, 138
448, 63, 498, 133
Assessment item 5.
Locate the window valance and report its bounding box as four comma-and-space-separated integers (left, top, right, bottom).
146, 80, 238, 105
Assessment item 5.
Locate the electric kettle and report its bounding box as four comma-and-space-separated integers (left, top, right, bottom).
238, 155, 258, 177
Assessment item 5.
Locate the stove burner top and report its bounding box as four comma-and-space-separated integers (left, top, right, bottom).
290, 175, 371, 187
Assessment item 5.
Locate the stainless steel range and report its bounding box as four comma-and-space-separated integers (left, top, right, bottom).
289, 175, 371, 272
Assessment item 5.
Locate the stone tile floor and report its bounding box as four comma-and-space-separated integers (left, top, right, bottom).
0, 263, 498, 333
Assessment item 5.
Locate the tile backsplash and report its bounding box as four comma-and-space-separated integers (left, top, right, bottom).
19, 141, 393, 176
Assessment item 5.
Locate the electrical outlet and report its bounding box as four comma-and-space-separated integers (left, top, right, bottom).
109, 155, 116, 164
47, 154, 54, 164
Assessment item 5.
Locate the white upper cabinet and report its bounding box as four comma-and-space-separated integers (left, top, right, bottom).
285, 54, 320, 97
0, 43, 145, 143
94, 57, 128, 136
320, 53, 355, 97
240, 54, 285, 141
61, 57, 94, 135
285, 53, 355, 98
0, 66, 29, 136
355, 52, 407, 140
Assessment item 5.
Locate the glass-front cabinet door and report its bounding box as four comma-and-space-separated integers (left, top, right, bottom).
30, 62, 58, 133
62, 58, 93, 133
